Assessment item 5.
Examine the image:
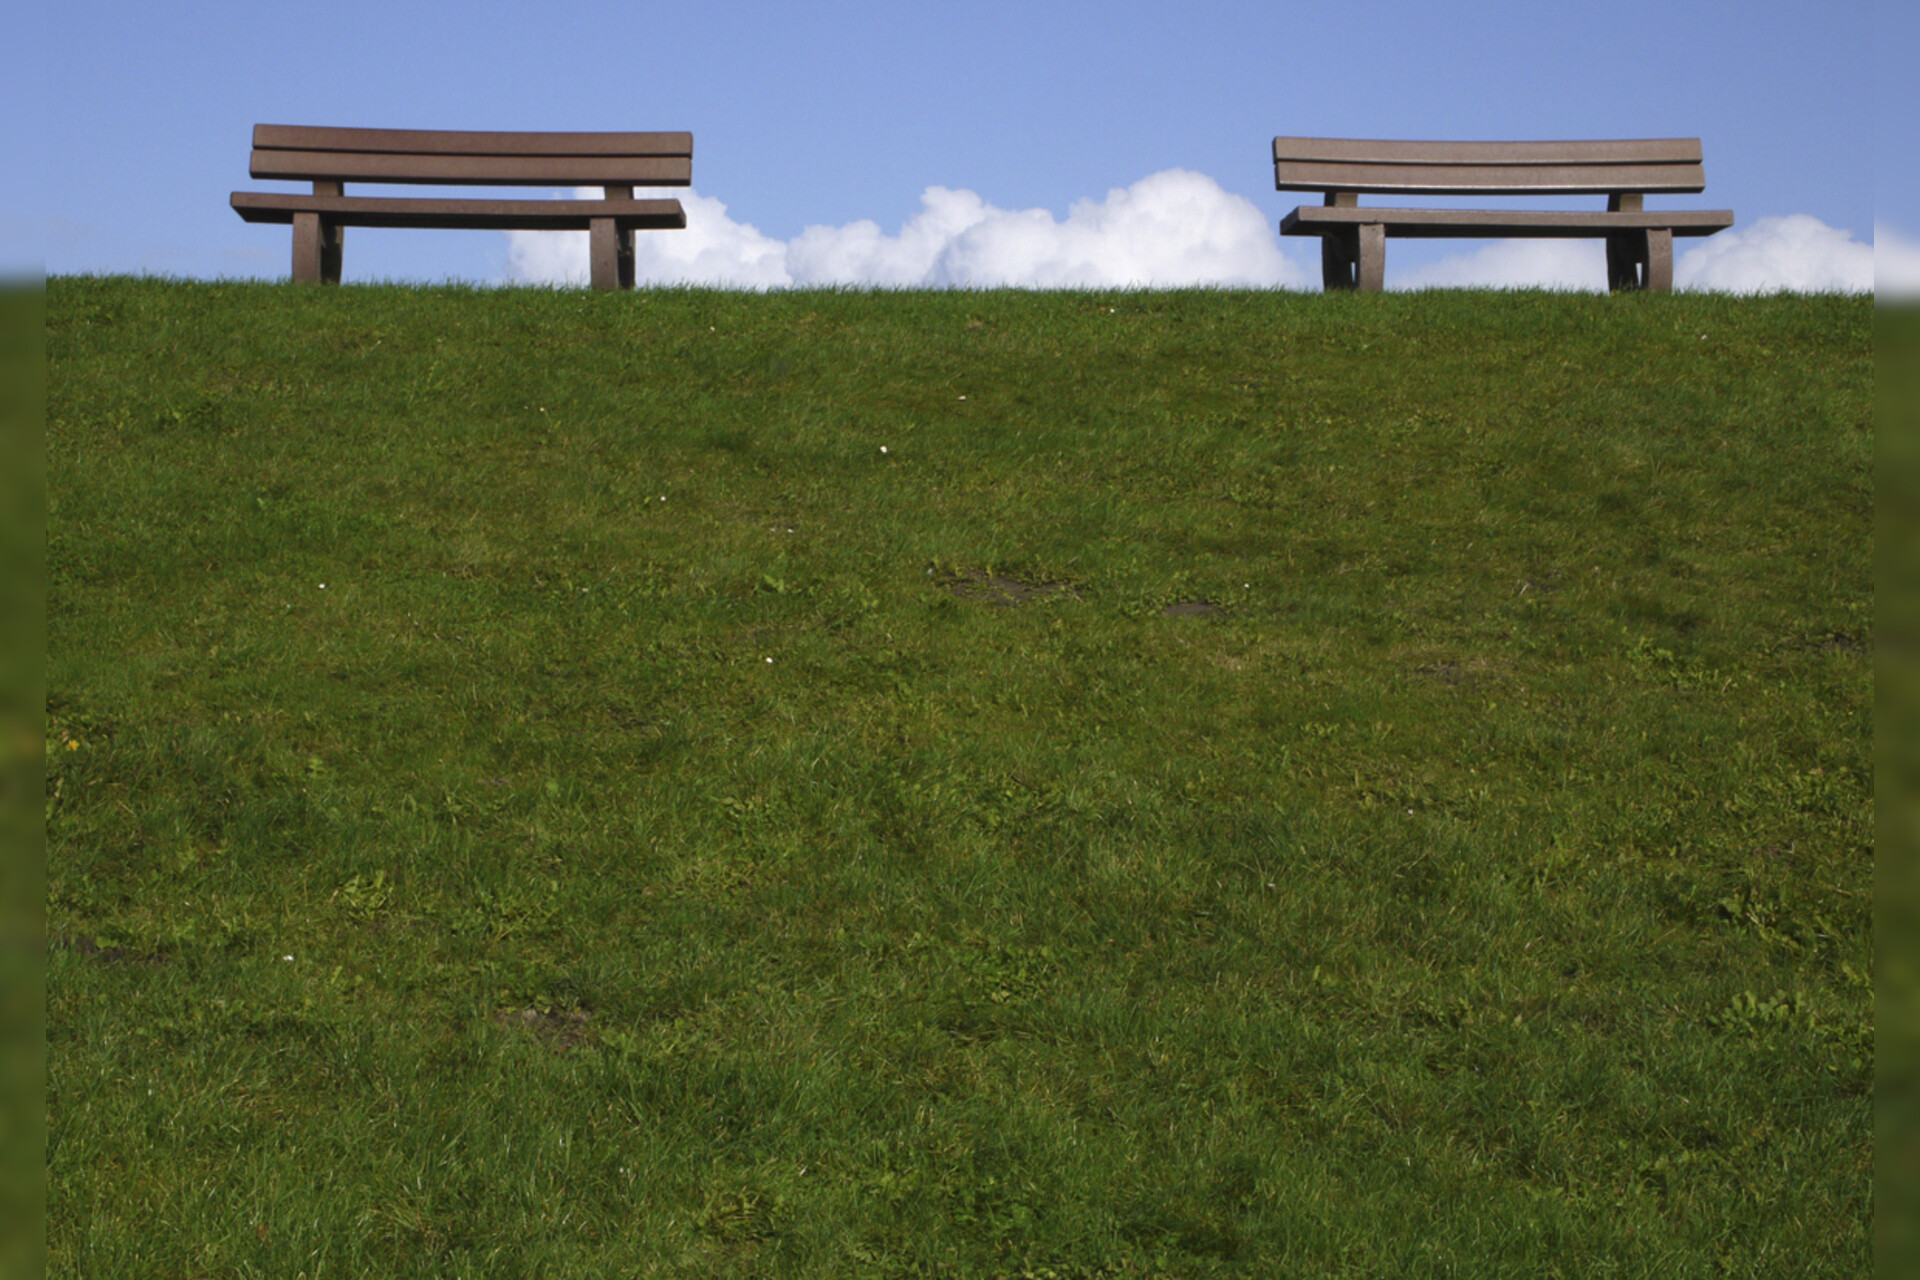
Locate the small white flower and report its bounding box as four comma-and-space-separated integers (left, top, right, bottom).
765, 657, 774, 664
282, 954, 294, 962
880, 446, 889, 454
318, 583, 326, 590
958, 395, 966, 401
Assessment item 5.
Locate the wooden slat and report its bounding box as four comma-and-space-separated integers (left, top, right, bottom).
231, 192, 687, 231
251, 150, 693, 186
1273, 137, 1701, 166
1280, 206, 1735, 238
253, 124, 691, 157
1275, 160, 1706, 195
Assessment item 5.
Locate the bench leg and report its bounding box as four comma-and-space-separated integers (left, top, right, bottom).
1321, 230, 1356, 290
321, 222, 344, 284
292, 213, 322, 284
1605, 231, 1634, 291
1355, 224, 1385, 291
590, 218, 634, 291
1320, 226, 1384, 291
1606, 228, 1674, 293
291, 213, 344, 285
1643, 228, 1673, 292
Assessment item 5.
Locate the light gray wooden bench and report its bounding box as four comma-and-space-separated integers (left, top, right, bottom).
1274, 137, 1734, 292
231, 125, 691, 290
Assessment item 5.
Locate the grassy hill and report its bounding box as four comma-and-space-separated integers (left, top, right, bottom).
45, 278, 1872, 1277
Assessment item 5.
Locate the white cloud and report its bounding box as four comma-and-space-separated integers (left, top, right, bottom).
504, 170, 1310, 290
1674, 215, 1873, 294
1390, 239, 1606, 292
1388, 215, 1874, 294
784, 187, 999, 286
912, 171, 1306, 288
505, 181, 1875, 296
1876, 223, 1920, 298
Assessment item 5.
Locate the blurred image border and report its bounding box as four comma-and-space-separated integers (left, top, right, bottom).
0, 280, 45, 1280
1877, 298, 1917, 1272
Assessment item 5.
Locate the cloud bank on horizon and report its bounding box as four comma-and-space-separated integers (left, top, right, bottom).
505, 170, 1878, 294
509, 170, 1309, 291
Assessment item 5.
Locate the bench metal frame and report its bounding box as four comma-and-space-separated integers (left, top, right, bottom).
1274, 138, 1734, 293
232, 126, 692, 290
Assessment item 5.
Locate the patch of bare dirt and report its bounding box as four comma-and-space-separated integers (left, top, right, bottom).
495, 1005, 596, 1052
1412, 657, 1504, 688
62, 933, 169, 967
943, 570, 1076, 607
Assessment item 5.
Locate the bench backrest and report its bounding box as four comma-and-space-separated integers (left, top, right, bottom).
249, 125, 693, 188
1272, 138, 1706, 198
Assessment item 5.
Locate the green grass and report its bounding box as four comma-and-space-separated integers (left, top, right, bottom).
46, 278, 1871, 1277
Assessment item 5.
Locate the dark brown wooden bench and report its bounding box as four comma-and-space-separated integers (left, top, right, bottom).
1274, 137, 1734, 292
231, 125, 691, 290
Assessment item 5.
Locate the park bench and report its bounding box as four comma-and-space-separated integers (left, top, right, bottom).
1273, 137, 1734, 292
231, 125, 691, 290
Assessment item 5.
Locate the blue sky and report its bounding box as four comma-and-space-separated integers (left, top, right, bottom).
23, 0, 1902, 289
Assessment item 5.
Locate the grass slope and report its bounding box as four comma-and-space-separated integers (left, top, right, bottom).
46, 279, 1871, 1277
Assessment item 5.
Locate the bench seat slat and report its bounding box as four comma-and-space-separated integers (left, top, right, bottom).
1281, 206, 1735, 238
1273, 137, 1702, 166
251, 150, 693, 186
1275, 161, 1707, 196
231, 192, 687, 231
253, 124, 692, 157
